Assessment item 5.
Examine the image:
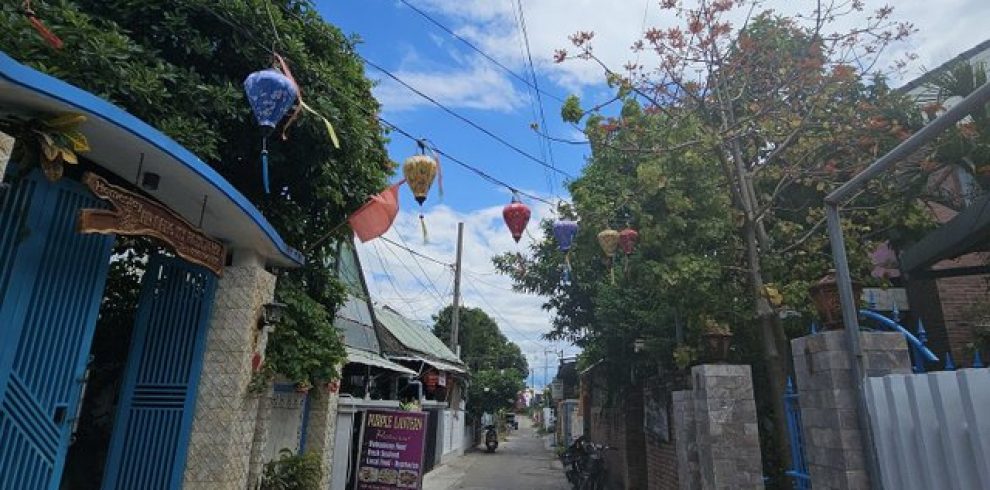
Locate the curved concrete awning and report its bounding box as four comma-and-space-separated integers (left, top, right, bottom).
0, 52, 302, 268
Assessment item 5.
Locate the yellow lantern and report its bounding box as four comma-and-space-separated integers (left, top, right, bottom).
597, 228, 620, 283
403, 154, 438, 205
403, 153, 439, 241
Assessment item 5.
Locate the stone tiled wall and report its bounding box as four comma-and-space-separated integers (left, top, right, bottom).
791, 331, 910, 490
304, 386, 341, 488
691, 364, 764, 490
672, 390, 699, 490
183, 265, 276, 490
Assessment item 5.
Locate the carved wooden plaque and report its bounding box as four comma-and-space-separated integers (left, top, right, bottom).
78, 172, 225, 276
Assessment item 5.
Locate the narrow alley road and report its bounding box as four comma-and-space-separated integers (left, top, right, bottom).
423, 417, 570, 490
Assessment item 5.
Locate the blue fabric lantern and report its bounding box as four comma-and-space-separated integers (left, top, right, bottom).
553, 220, 578, 283
244, 68, 298, 193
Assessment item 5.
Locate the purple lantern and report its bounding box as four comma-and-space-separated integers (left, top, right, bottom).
553, 220, 578, 283
553, 220, 578, 251
244, 68, 298, 193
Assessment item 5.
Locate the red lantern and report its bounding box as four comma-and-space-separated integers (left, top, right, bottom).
619, 227, 639, 255
502, 194, 531, 243
424, 370, 439, 391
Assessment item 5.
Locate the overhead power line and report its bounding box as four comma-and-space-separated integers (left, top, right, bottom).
395, 0, 566, 104
197, 3, 569, 210
359, 55, 574, 180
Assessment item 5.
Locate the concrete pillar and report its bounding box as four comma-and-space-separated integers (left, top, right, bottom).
672, 390, 700, 490
183, 264, 277, 490
791, 331, 910, 490
691, 364, 764, 489
303, 384, 342, 488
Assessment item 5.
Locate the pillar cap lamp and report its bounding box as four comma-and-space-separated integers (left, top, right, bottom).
261, 302, 287, 327
634, 338, 646, 353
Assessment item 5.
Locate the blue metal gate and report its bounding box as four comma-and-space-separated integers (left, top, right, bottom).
0, 171, 116, 490
101, 254, 217, 490
784, 377, 811, 489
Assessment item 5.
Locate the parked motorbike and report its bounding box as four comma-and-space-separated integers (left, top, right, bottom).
484, 425, 499, 452
560, 436, 612, 490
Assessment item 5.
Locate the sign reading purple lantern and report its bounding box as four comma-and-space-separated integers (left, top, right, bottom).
244, 68, 298, 194
553, 220, 578, 283
354, 409, 428, 490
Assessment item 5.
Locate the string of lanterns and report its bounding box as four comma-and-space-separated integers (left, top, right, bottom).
242, 52, 638, 283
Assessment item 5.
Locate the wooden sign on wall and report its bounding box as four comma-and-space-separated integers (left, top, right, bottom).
78, 172, 225, 276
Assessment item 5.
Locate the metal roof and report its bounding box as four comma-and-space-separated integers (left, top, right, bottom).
373, 306, 463, 366
0, 52, 302, 267
345, 347, 416, 376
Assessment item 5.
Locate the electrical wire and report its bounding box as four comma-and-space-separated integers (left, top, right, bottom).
513, 0, 559, 198
395, 0, 566, 104
359, 55, 574, 179
389, 228, 452, 303
370, 240, 431, 320
198, 2, 570, 210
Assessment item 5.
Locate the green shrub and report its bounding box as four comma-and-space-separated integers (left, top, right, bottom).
260, 449, 322, 490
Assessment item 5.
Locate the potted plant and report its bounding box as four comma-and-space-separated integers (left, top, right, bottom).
701, 317, 732, 363
808, 270, 863, 330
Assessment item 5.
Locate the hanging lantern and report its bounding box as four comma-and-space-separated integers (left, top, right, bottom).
403, 153, 438, 241
502, 194, 531, 243
598, 228, 620, 284
553, 220, 579, 283
597, 228, 620, 257
553, 220, 578, 251
244, 68, 298, 194
619, 227, 639, 255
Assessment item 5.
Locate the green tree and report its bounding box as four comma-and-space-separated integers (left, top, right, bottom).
518, 0, 935, 477
433, 306, 529, 374
1, 0, 391, 384
433, 306, 528, 416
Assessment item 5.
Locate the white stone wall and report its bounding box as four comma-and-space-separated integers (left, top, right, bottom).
183, 265, 276, 490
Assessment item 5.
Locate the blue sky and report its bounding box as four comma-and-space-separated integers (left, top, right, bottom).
316, 0, 990, 388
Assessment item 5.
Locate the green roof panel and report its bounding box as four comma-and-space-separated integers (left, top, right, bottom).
373, 306, 462, 364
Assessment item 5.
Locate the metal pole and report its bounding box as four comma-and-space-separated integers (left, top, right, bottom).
827, 79, 990, 205
826, 204, 882, 488
823, 79, 990, 489
450, 222, 464, 357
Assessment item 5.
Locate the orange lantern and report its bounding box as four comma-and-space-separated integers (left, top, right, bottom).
597, 228, 620, 283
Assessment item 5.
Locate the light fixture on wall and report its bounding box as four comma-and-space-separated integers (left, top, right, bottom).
260, 302, 286, 328
634, 338, 646, 353
141, 172, 160, 191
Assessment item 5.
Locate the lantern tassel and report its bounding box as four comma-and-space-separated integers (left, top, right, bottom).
262, 150, 270, 194
261, 136, 270, 194
419, 213, 428, 243
610, 263, 615, 285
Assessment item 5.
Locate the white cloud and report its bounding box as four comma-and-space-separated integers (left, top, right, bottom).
355, 192, 577, 387
372, 53, 528, 113
408, 0, 990, 92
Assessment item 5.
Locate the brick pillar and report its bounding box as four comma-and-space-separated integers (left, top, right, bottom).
691, 364, 764, 489
183, 263, 277, 490
303, 383, 342, 488
791, 331, 910, 490
672, 390, 700, 490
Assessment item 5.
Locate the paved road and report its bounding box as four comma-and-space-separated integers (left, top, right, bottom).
423, 417, 570, 490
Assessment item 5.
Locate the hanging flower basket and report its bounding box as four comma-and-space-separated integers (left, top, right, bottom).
808, 271, 862, 331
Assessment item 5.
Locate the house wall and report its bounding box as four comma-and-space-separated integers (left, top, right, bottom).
184, 264, 277, 490
583, 367, 648, 490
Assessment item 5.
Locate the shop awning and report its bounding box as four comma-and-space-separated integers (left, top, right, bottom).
345, 347, 416, 376
388, 355, 468, 375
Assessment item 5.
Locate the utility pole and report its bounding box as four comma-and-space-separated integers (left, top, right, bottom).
450, 222, 464, 358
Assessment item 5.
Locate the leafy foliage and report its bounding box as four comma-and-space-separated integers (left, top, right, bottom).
260, 449, 322, 490
1, 0, 393, 385
515, 0, 943, 478
432, 306, 528, 415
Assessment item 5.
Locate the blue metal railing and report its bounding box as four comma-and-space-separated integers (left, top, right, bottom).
858, 309, 939, 371
784, 377, 811, 489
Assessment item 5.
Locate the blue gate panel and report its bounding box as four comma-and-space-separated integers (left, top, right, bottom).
102, 255, 217, 490
0, 171, 115, 490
